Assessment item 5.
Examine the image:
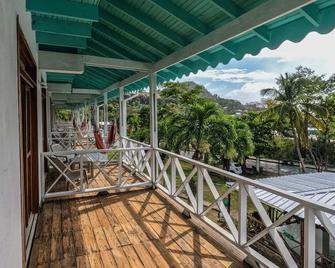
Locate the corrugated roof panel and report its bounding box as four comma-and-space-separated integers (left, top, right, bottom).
254, 172, 335, 226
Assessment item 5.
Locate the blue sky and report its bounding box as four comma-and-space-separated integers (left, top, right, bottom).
178, 29, 335, 104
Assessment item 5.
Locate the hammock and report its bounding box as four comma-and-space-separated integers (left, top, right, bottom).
93, 121, 117, 150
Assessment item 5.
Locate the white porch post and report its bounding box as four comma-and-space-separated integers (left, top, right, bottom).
103, 92, 108, 140
46, 92, 51, 147
118, 86, 126, 183
304, 207, 316, 268
94, 99, 98, 128
149, 73, 158, 186
119, 86, 127, 139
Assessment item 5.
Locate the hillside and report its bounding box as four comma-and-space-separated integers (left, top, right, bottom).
182, 81, 247, 114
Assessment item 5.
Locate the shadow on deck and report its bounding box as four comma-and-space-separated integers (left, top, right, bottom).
29, 187, 247, 267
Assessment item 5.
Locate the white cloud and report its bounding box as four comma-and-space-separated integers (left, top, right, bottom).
251, 30, 335, 74
223, 81, 276, 104
183, 68, 278, 84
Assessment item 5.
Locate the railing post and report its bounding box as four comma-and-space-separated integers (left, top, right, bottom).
197, 167, 204, 215
304, 207, 316, 268
80, 154, 84, 192
149, 73, 158, 186
118, 149, 123, 186
40, 153, 46, 205
103, 92, 108, 141
170, 156, 176, 195
238, 183, 248, 245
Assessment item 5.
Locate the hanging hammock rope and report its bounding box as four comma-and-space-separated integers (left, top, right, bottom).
91, 105, 117, 150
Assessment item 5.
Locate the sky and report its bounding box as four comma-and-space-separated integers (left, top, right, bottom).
178, 29, 335, 104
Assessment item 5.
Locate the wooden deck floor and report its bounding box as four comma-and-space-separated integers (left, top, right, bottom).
29, 188, 245, 268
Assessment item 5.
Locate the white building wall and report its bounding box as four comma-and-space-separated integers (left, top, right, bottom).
0, 0, 39, 267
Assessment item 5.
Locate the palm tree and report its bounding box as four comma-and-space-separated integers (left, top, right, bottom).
261, 73, 310, 172
172, 99, 219, 161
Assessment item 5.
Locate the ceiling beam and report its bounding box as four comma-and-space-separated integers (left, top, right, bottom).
209, 0, 270, 42
147, 0, 238, 58
36, 32, 87, 49
300, 5, 320, 27
32, 16, 92, 38
47, 83, 102, 95
102, 0, 314, 94
39, 51, 84, 74
84, 55, 152, 71
100, 9, 170, 57
93, 24, 158, 62
105, 0, 187, 47
72, 88, 102, 95
39, 51, 152, 73
26, 0, 99, 22
104, 0, 213, 65
48, 83, 72, 93
148, 0, 210, 35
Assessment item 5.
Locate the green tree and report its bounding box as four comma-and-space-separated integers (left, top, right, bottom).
208, 114, 237, 169
261, 69, 325, 172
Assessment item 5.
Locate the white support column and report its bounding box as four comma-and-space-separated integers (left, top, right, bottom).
46, 92, 51, 147
149, 73, 158, 147
304, 207, 316, 268
238, 183, 248, 245
119, 86, 127, 138
103, 92, 108, 139
94, 99, 99, 128
149, 73, 158, 186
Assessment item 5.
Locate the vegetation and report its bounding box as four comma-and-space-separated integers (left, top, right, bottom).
260, 67, 335, 171
105, 66, 335, 172
55, 109, 72, 122
122, 81, 255, 169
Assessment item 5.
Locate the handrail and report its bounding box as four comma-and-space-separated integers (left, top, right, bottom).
120, 136, 150, 147
155, 148, 335, 215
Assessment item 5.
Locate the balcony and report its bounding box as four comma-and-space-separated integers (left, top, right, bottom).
29, 128, 335, 268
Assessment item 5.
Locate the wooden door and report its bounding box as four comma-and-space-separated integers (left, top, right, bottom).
21, 79, 37, 228
17, 23, 38, 264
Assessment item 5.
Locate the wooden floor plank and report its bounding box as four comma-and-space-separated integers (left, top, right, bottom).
100, 250, 117, 268
122, 245, 145, 268
92, 226, 110, 251
133, 242, 158, 268
111, 247, 131, 268
76, 255, 91, 268
88, 252, 104, 268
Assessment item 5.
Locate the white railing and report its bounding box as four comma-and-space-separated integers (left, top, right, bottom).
41, 146, 153, 200
49, 130, 98, 151
153, 148, 335, 268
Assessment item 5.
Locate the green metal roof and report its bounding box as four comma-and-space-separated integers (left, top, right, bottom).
27, 0, 335, 106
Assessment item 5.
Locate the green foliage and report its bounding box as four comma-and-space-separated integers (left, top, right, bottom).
124, 82, 254, 167
260, 66, 335, 171
55, 109, 72, 121
105, 66, 335, 171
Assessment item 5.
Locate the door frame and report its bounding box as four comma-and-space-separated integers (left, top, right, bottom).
17, 20, 39, 266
